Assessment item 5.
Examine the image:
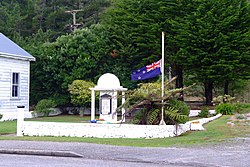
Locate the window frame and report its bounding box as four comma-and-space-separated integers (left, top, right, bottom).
11, 72, 20, 99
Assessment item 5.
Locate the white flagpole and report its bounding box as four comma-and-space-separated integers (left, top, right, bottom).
159, 32, 166, 125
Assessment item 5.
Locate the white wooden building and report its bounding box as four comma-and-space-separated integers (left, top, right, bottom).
0, 33, 35, 121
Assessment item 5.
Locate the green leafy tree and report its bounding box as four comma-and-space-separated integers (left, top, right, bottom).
68, 80, 96, 107
28, 24, 114, 106
16, 29, 58, 105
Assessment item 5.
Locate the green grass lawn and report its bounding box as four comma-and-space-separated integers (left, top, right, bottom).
0, 120, 17, 135
0, 115, 89, 136
25, 115, 91, 122
0, 114, 249, 147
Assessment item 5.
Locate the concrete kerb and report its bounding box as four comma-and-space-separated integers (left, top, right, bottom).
0, 148, 83, 158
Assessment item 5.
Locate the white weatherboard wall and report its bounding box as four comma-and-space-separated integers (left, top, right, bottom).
20, 114, 222, 138
0, 57, 32, 121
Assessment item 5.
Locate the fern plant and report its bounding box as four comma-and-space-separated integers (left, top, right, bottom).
165, 106, 188, 124
118, 76, 193, 125
146, 109, 160, 125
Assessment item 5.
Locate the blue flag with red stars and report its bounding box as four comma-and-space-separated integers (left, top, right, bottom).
131, 60, 161, 80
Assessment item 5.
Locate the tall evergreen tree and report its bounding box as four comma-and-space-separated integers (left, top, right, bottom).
101, 0, 177, 69
0, 0, 111, 38
174, 0, 250, 104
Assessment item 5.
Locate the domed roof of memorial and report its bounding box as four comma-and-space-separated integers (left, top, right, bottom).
97, 73, 121, 88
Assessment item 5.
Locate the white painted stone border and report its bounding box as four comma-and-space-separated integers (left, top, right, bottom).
189, 110, 216, 117
20, 114, 222, 138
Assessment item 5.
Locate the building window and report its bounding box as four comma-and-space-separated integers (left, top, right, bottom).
12, 72, 19, 98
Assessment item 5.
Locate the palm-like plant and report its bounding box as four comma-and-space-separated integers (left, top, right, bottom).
119, 76, 193, 125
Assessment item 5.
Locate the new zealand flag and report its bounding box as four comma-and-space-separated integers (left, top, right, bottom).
131, 60, 161, 80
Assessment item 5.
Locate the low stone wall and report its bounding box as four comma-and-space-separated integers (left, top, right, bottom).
0, 111, 32, 121
20, 114, 222, 138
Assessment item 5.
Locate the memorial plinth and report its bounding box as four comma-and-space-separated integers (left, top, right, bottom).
90, 73, 127, 123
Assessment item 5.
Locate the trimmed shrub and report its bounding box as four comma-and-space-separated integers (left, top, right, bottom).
215, 103, 235, 115
35, 99, 56, 117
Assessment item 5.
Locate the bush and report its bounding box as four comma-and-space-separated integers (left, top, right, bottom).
68, 80, 97, 107
215, 103, 235, 115
234, 103, 250, 114
35, 99, 56, 117
198, 107, 210, 118
169, 99, 190, 116
0, 113, 3, 119
212, 95, 235, 105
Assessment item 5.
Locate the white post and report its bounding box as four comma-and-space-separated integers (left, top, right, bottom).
17, 106, 25, 136
159, 32, 166, 125
91, 89, 95, 121
121, 91, 126, 122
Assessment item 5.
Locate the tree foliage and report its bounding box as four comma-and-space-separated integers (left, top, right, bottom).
28, 24, 113, 105
0, 0, 111, 38
101, 0, 177, 68
68, 80, 96, 107
172, 0, 250, 104
34, 99, 57, 117
1, 0, 249, 107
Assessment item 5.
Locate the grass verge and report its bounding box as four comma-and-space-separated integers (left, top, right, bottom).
0, 115, 249, 147
0, 120, 16, 135
25, 115, 91, 122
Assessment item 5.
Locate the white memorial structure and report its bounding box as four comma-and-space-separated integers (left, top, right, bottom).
90, 73, 127, 123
